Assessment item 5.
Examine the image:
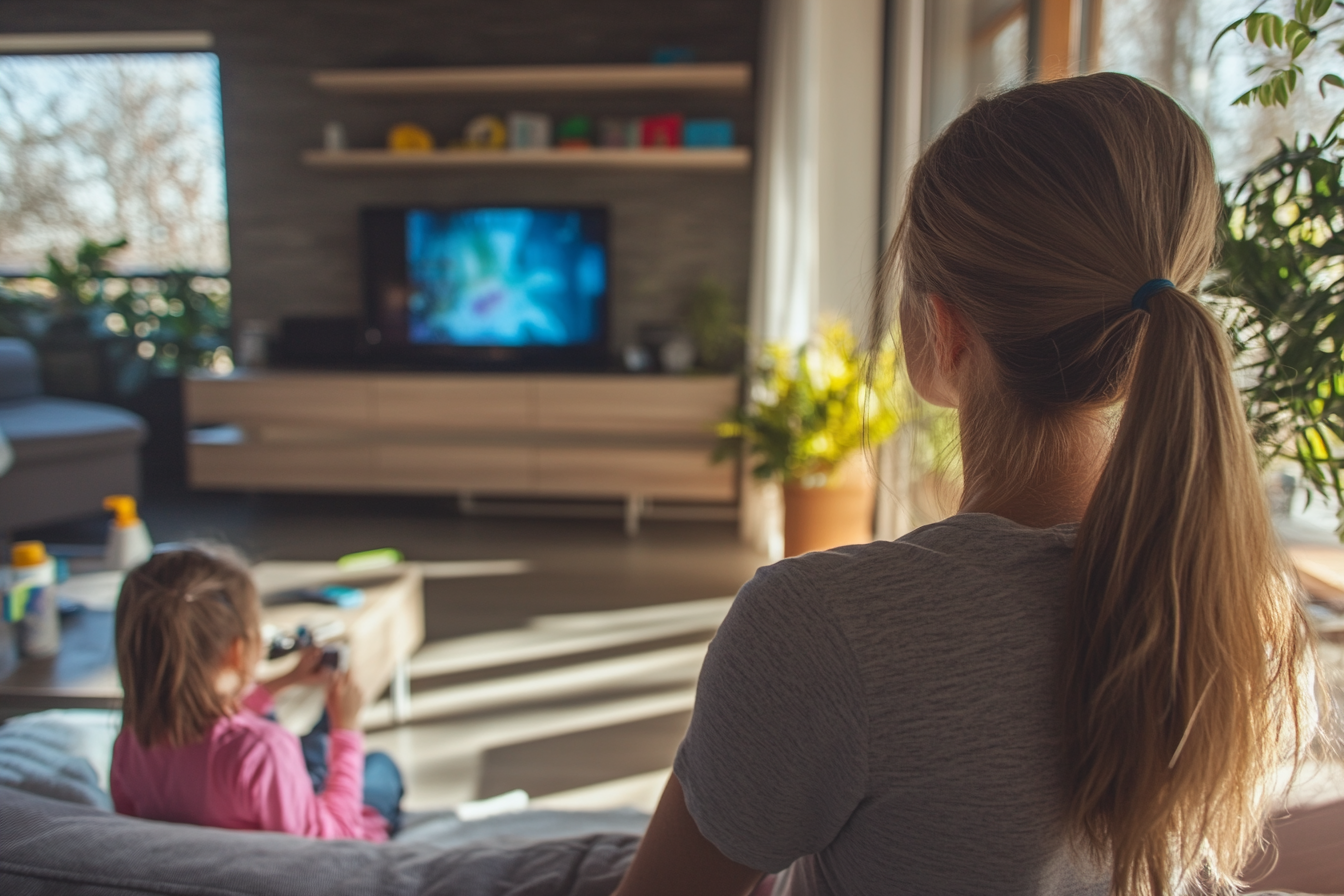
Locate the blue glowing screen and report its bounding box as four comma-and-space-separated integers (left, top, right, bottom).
405, 208, 606, 347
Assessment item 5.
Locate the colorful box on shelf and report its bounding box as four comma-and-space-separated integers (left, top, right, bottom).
684, 119, 734, 148
641, 114, 683, 148
508, 112, 552, 149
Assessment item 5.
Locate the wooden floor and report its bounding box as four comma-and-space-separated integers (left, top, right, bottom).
21, 490, 768, 813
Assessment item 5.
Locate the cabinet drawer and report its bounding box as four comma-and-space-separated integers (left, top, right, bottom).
374, 376, 532, 431
188, 443, 375, 490
532, 446, 735, 501
534, 376, 738, 435
186, 375, 373, 427
375, 443, 529, 491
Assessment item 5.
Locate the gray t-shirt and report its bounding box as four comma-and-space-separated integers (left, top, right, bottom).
674, 513, 1111, 895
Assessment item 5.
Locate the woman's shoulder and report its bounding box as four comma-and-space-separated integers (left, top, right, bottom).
733, 514, 1078, 643
759, 513, 1072, 588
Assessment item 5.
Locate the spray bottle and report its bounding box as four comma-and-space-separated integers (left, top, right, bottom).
104, 495, 153, 570
9, 541, 59, 658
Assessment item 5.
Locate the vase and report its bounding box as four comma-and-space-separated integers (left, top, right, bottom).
782, 461, 876, 557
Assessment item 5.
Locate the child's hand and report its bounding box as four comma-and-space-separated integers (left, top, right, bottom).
261, 647, 331, 695
327, 672, 365, 731
288, 647, 334, 686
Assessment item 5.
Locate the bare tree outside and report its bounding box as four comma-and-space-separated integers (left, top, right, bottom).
1097, 0, 1336, 178
0, 53, 229, 274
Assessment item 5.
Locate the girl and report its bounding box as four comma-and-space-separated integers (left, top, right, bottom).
613, 74, 1319, 895
111, 546, 401, 841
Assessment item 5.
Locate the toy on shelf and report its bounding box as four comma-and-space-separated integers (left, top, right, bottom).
387, 122, 434, 151
464, 114, 507, 149
508, 112, 552, 149
557, 115, 593, 149
685, 119, 734, 148
323, 121, 347, 151
651, 46, 696, 65
641, 114, 683, 148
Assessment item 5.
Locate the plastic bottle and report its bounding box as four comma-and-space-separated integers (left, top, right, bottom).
104, 495, 153, 570
11, 541, 59, 658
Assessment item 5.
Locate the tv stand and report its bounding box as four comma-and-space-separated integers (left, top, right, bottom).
183, 370, 740, 533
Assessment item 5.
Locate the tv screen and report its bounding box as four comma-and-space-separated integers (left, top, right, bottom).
362, 206, 609, 369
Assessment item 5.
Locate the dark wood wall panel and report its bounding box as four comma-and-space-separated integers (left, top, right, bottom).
1, 0, 761, 350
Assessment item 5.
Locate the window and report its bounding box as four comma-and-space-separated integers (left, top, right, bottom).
0, 52, 229, 274
1096, 0, 1337, 177
923, 1, 1029, 141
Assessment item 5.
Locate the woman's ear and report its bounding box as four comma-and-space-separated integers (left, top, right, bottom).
904, 295, 973, 408
930, 295, 972, 378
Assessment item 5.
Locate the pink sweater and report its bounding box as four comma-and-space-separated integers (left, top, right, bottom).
111, 687, 388, 842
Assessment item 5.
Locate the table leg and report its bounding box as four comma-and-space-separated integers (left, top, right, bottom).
391, 657, 411, 724
625, 494, 645, 537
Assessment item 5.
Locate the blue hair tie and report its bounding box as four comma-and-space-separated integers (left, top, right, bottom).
1131, 279, 1174, 312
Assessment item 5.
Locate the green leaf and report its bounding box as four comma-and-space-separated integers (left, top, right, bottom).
1212, 16, 1248, 56
1273, 14, 1286, 47
1248, 12, 1262, 43
1316, 0, 1334, 18
1320, 73, 1344, 96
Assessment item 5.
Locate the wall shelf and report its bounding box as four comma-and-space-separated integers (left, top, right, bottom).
310, 63, 751, 94
301, 147, 751, 172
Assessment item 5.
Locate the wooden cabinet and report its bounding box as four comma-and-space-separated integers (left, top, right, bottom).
185, 371, 739, 510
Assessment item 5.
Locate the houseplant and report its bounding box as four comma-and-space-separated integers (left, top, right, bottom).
0, 238, 232, 400
1212, 1, 1344, 532
715, 321, 902, 556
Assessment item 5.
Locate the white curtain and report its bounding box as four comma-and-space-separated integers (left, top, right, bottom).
741, 0, 886, 555
747, 0, 822, 350
741, 0, 823, 557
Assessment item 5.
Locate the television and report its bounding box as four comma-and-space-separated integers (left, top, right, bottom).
361, 205, 609, 370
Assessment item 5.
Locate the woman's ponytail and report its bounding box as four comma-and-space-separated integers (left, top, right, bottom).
1063, 286, 1313, 892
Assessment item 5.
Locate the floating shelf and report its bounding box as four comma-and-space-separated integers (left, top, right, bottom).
301, 147, 751, 172
310, 63, 751, 94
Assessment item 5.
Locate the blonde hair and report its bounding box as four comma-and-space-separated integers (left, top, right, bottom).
115, 546, 260, 749
877, 73, 1317, 894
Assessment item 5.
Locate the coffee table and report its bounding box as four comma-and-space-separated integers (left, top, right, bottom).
0, 561, 426, 727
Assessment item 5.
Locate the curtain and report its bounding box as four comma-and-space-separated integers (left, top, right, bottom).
747, 0, 822, 350
741, 0, 886, 555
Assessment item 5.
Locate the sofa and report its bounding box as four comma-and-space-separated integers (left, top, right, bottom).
0, 338, 147, 536
0, 709, 645, 896
0, 710, 1329, 895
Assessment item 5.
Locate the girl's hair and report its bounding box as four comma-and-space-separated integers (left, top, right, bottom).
877, 73, 1316, 894
115, 546, 260, 749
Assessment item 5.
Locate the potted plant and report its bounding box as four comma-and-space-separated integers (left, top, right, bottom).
0, 238, 233, 400
715, 321, 902, 556
1212, 2, 1344, 532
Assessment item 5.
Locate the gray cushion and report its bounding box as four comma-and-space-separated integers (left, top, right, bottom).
0, 397, 146, 465
0, 338, 40, 402
0, 785, 639, 896
0, 726, 110, 811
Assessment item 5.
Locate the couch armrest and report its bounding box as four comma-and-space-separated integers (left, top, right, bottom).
0, 339, 41, 402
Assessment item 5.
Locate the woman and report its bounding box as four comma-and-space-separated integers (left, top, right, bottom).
612, 73, 1318, 896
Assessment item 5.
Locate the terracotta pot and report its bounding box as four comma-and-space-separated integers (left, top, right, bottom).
782, 464, 876, 557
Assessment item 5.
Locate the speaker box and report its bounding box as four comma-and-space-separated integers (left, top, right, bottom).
275, 316, 361, 367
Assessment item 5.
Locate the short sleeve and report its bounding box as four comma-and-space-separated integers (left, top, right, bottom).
674, 560, 868, 873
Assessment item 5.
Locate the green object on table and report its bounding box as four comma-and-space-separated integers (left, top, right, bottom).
336, 548, 403, 571
3, 583, 34, 623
